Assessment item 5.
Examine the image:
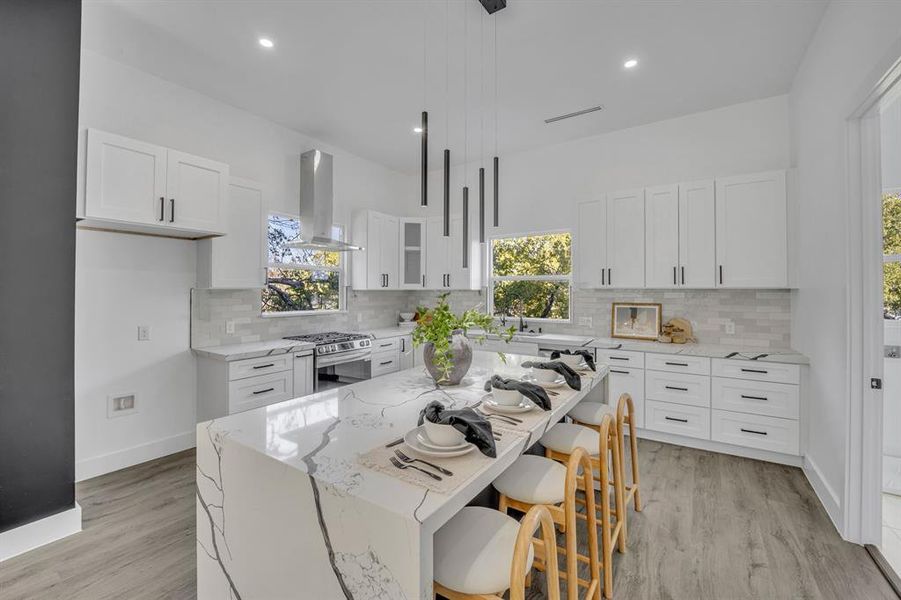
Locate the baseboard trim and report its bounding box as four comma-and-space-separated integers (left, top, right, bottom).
803, 454, 842, 532
0, 504, 82, 562
76, 430, 195, 482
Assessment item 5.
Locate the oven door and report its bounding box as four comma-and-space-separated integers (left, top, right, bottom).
314, 348, 372, 391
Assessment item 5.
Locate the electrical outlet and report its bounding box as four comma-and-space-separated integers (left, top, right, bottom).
107, 393, 138, 418
137, 325, 151, 341
578, 316, 593, 328
225, 320, 236, 334
724, 320, 736, 335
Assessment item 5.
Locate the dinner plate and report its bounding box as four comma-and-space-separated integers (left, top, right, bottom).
416, 430, 469, 452
482, 393, 535, 414
404, 426, 475, 458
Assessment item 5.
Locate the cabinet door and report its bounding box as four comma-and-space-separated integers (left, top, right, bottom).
85, 129, 167, 225
606, 189, 645, 288
715, 171, 787, 288
166, 149, 228, 234
679, 179, 716, 287
607, 366, 645, 428
380, 214, 400, 289
294, 354, 314, 397
448, 216, 470, 290
576, 199, 606, 288
399, 336, 415, 370
364, 212, 385, 289
425, 217, 449, 289
400, 219, 426, 289
645, 185, 680, 288
198, 178, 266, 288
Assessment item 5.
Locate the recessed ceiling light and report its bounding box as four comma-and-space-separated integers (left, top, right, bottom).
258, 38, 275, 49
623, 58, 638, 69
413, 127, 424, 133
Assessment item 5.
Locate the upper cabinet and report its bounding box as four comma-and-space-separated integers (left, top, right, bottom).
576, 200, 606, 288
715, 171, 787, 288
83, 129, 228, 238
400, 218, 426, 289
196, 177, 266, 289
645, 181, 716, 288
351, 210, 400, 289
576, 190, 645, 289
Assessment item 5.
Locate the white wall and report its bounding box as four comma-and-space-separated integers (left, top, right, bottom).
75, 50, 409, 479
789, 0, 901, 535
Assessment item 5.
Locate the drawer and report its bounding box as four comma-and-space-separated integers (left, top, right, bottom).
228, 370, 294, 414
711, 359, 800, 385
712, 377, 799, 419
711, 410, 800, 455
596, 349, 644, 369
372, 337, 400, 353
372, 349, 401, 377
645, 400, 710, 440
228, 353, 292, 381
645, 371, 710, 408
645, 353, 710, 376
607, 366, 645, 428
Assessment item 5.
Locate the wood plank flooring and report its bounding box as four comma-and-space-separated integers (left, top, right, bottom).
0, 442, 895, 600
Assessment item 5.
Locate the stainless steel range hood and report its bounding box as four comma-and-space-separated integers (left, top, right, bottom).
284, 149, 363, 252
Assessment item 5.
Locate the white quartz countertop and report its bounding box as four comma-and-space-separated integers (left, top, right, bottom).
588, 337, 809, 365
192, 339, 315, 361
201, 351, 606, 529
466, 329, 594, 347
357, 326, 416, 339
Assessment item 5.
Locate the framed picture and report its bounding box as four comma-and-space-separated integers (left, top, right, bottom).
611, 302, 662, 341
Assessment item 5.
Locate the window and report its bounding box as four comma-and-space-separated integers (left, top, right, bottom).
263, 214, 343, 314
489, 232, 572, 321
885, 191, 901, 319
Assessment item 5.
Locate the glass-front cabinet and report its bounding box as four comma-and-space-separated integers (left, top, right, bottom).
400, 218, 427, 289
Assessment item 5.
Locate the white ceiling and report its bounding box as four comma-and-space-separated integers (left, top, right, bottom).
82, 0, 827, 174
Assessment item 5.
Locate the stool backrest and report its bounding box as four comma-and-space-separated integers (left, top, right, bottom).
564, 447, 601, 600
510, 504, 560, 600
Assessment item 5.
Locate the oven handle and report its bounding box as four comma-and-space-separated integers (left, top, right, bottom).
315, 348, 372, 369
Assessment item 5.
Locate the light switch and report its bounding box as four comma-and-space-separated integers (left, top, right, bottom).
724, 320, 736, 335
226, 320, 236, 334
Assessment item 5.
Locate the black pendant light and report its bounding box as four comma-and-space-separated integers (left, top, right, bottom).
478, 10, 486, 244
461, 0, 469, 268
421, 111, 428, 206
443, 149, 450, 236
463, 186, 469, 268
493, 156, 499, 227
479, 167, 485, 243
493, 12, 500, 227
443, 0, 450, 237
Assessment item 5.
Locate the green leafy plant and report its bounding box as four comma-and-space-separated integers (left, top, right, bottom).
412, 293, 515, 382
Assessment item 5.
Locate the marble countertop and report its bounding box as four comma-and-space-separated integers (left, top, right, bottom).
357, 325, 416, 339
192, 339, 316, 361
588, 337, 809, 365
201, 351, 606, 529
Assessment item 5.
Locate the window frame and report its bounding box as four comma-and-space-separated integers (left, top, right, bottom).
487, 228, 573, 324
261, 211, 347, 318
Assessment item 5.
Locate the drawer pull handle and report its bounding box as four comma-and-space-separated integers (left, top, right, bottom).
252, 387, 275, 395
665, 361, 689, 367
665, 416, 689, 423
740, 394, 768, 401
253, 363, 275, 369
380, 343, 392, 348
740, 428, 767, 436
609, 356, 629, 361
610, 369, 629, 375
740, 368, 768, 374
665, 386, 688, 392
379, 360, 393, 366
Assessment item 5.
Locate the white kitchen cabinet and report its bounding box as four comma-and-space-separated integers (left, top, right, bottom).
448, 216, 481, 290
293, 351, 315, 398
607, 364, 645, 428
399, 335, 415, 369
351, 210, 400, 289
425, 216, 451, 289
576, 200, 606, 288
424, 215, 480, 290
645, 181, 716, 288
196, 177, 266, 289
83, 129, 228, 237
400, 218, 427, 289
715, 170, 787, 288
606, 188, 645, 288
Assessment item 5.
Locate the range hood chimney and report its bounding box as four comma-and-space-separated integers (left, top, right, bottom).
284, 149, 362, 251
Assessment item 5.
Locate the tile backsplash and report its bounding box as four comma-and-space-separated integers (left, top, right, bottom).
193, 287, 792, 350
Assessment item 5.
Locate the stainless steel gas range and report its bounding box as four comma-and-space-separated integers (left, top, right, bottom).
283, 332, 373, 391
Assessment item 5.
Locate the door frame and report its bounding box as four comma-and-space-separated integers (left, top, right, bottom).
846, 46, 901, 545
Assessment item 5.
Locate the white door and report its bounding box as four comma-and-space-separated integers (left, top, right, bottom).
166, 150, 228, 234
85, 129, 167, 225
380, 214, 400, 289
606, 189, 646, 288
715, 171, 787, 288
645, 185, 680, 288
576, 199, 606, 288
607, 366, 645, 428
425, 216, 449, 289
209, 178, 266, 288
400, 218, 426, 289
679, 179, 717, 287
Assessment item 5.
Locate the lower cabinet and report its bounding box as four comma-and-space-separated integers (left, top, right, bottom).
607, 365, 645, 428
645, 400, 710, 440
711, 410, 800, 455
227, 370, 293, 414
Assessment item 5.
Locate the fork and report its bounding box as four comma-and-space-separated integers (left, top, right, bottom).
394, 449, 454, 476
389, 456, 442, 481
475, 410, 522, 426
476, 407, 524, 423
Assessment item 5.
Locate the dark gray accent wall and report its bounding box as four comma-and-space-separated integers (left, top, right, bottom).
0, 0, 81, 533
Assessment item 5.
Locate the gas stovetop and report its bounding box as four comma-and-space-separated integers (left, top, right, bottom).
283, 332, 372, 356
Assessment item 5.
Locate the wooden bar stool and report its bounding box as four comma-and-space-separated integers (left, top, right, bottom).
569, 393, 642, 527
433, 504, 561, 600
493, 447, 601, 600
538, 416, 625, 598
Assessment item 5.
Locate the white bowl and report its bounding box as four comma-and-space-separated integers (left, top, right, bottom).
533, 367, 559, 383
492, 387, 523, 406
557, 354, 584, 368
423, 420, 466, 447
399, 312, 415, 321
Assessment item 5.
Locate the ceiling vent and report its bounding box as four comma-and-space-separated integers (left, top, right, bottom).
544, 105, 604, 124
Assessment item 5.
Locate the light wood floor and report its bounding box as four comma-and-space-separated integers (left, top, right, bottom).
1, 442, 895, 600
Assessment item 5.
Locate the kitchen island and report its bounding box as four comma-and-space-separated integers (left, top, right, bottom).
196, 350, 607, 599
